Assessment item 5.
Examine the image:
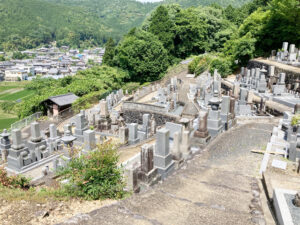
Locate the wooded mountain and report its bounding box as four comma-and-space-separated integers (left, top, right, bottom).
0, 0, 251, 51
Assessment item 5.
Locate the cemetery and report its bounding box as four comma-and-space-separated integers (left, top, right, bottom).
1, 43, 300, 224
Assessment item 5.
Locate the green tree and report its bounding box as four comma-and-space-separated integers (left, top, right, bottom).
103, 38, 116, 66
173, 8, 208, 58
114, 29, 170, 83
223, 32, 256, 66
149, 6, 175, 55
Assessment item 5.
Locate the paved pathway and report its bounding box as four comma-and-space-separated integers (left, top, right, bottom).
60, 121, 275, 225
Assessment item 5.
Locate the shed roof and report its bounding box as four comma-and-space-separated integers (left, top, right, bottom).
46, 93, 78, 107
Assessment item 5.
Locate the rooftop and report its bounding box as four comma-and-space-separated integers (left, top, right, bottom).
46, 93, 78, 107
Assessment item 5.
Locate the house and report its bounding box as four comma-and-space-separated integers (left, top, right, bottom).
42, 93, 79, 117
48, 68, 58, 75
5, 69, 28, 81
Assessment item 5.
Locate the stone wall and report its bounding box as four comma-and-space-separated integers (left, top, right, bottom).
122, 102, 180, 126
248, 59, 300, 85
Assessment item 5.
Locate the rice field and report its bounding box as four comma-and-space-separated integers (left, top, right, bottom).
0, 82, 33, 131
0, 89, 35, 101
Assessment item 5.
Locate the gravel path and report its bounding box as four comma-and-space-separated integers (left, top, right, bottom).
59, 121, 274, 225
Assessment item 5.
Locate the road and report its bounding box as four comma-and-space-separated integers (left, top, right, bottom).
59, 121, 275, 225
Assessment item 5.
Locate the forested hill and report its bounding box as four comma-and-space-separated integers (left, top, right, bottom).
0, 0, 251, 51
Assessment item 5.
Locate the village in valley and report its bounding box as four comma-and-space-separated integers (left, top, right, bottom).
0, 0, 300, 224
0, 46, 104, 82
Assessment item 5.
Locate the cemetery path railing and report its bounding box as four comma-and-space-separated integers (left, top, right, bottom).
10, 112, 42, 131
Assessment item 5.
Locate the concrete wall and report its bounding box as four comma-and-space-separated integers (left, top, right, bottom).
122, 101, 180, 126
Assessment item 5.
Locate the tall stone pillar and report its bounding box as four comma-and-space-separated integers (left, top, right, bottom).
0, 129, 11, 162
171, 132, 181, 160
128, 123, 139, 145
220, 96, 231, 130
154, 128, 175, 179
7, 129, 31, 171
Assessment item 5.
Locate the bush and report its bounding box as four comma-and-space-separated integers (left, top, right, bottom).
0, 166, 30, 189
57, 142, 126, 200
0, 101, 16, 113
188, 56, 201, 74
209, 57, 233, 78
121, 82, 140, 94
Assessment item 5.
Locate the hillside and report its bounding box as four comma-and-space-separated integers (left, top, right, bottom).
0, 0, 251, 51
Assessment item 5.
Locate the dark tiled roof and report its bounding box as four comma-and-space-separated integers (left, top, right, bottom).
47, 93, 78, 106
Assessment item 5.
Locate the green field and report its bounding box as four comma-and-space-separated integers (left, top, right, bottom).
0, 89, 35, 101
0, 82, 31, 131
0, 117, 19, 131
0, 85, 19, 92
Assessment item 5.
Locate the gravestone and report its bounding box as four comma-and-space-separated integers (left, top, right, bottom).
181, 131, 191, 159
207, 91, 223, 138
98, 100, 111, 131
138, 144, 159, 186
138, 114, 150, 140
230, 98, 237, 126
83, 130, 96, 152
64, 123, 72, 135
74, 113, 88, 145
257, 67, 267, 93
119, 126, 129, 144
27, 122, 49, 162
48, 124, 62, 153
237, 88, 251, 115
194, 110, 211, 146
165, 122, 183, 140
154, 128, 175, 179
0, 129, 10, 162
289, 134, 300, 161
273, 73, 286, 96
171, 132, 182, 160
220, 96, 232, 130
128, 123, 139, 145
7, 129, 31, 171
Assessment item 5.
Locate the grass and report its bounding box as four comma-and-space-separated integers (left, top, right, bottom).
0, 82, 33, 131
0, 117, 19, 131
0, 86, 20, 92
0, 89, 35, 101
0, 185, 70, 203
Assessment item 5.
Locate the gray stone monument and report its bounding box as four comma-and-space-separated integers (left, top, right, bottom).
7, 129, 31, 171
119, 126, 129, 144
171, 131, 182, 160
273, 73, 286, 95
74, 113, 88, 144
257, 67, 267, 93
83, 130, 96, 152
138, 144, 160, 188
207, 91, 223, 138
48, 124, 62, 153
237, 88, 251, 115
154, 128, 175, 179
98, 100, 111, 131
220, 96, 232, 130
27, 122, 49, 162
128, 123, 139, 145
0, 129, 10, 162
180, 131, 191, 160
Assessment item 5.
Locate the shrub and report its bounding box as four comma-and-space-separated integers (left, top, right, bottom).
121, 82, 140, 94
0, 101, 16, 113
0, 166, 30, 189
194, 57, 211, 76
209, 57, 233, 78
57, 141, 126, 200
188, 56, 201, 74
